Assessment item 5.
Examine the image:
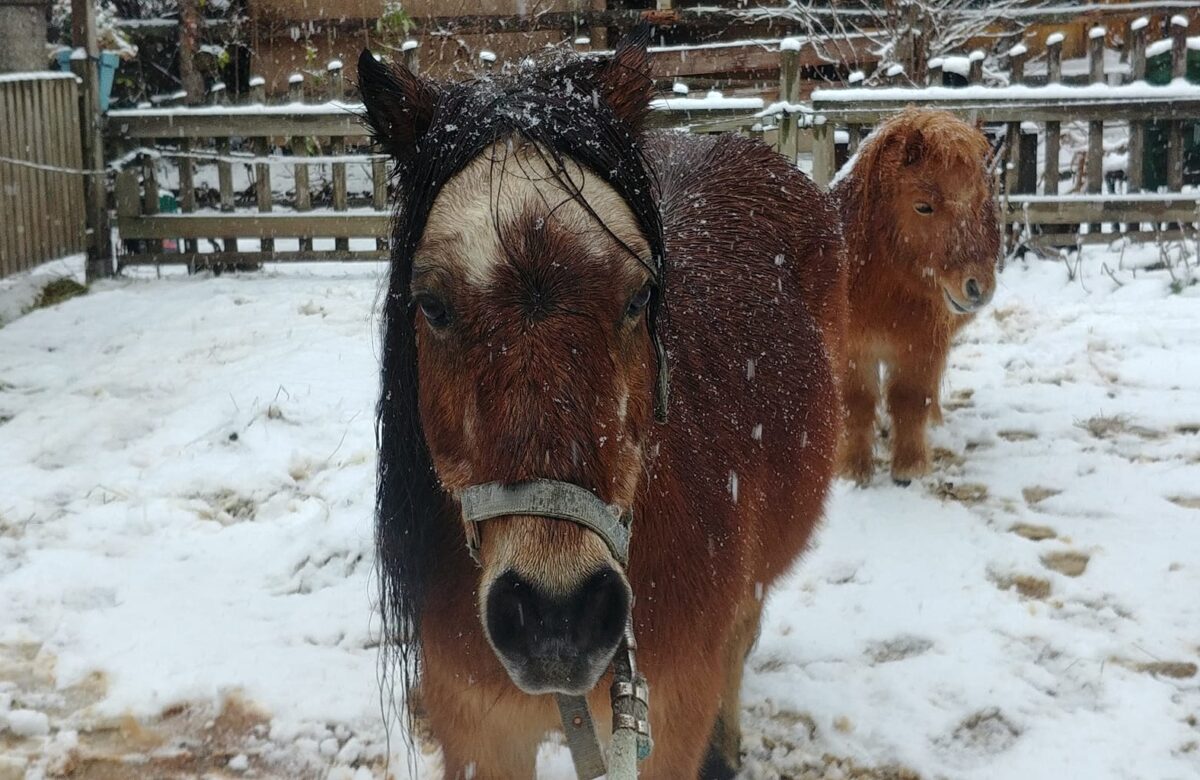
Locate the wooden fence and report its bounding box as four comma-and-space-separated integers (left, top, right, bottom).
804, 17, 1200, 248
0, 72, 86, 279
107, 20, 1200, 268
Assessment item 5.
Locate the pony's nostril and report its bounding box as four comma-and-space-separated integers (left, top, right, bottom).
964, 278, 982, 302
568, 567, 629, 653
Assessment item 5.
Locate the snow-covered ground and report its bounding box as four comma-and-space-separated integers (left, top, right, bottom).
1, 245, 1198, 779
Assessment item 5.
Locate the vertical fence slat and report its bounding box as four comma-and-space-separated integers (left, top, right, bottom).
812, 119, 836, 189
1087, 27, 1106, 232
777, 41, 801, 163
179, 138, 197, 254
49, 80, 70, 259
28, 81, 49, 264
372, 155, 388, 252
329, 60, 349, 253
1167, 17, 1188, 195
15, 82, 35, 270
64, 78, 85, 257
142, 152, 162, 255
0, 83, 13, 276
1005, 44, 1027, 197
1127, 18, 1148, 196
218, 137, 236, 252
256, 137, 273, 253
289, 73, 311, 253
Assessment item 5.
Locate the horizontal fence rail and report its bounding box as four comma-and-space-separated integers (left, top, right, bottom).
0, 72, 86, 278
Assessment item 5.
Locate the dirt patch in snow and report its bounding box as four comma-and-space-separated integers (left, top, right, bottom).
1042, 550, 1091, 577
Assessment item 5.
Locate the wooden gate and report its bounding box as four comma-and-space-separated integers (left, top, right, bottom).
0, 72, 87, 278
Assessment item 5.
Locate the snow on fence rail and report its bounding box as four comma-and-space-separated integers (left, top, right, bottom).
106, 21, 1200, 268
0, 73, 86, 279
806, 18, 1199, 248
104, 46, 773, 270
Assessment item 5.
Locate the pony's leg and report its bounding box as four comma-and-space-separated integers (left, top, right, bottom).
884, 348, 944, 485
703, 594, 764, 778
840, 347, 880, 486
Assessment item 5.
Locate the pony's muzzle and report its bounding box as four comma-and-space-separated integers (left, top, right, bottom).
485, 566, 630, 695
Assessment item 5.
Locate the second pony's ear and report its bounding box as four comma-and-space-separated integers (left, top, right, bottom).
357, 49, 441, 160
595, 24, 655, 131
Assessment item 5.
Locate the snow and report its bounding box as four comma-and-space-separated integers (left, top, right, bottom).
1132, 17, 1149, 32
812, 81, 1200, 103
969, 50, 986, 62
780, 37, 803, 52
479, 50, 497, 63
1047, 32, 1065, 47
672, 82, 689, 95
886, 64, 904, 78
848, 70, 865, 84
942, 55, 971, 77
401, 40, 419, 52
1008, 44, 1028, 58
288, 73, 304, 85
1147, 36, 1200, 59
574, 37, 591, 47
1172, 14, 1188, 27
1, 246, 1199, 777
0, 71, 77, 84
649, 93, 764, 111
1090, 26, 1108, 40
328, 59, 344, 71
248, 76, 266, 88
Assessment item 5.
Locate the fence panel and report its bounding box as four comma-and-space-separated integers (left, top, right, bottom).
0, 73, 86, 279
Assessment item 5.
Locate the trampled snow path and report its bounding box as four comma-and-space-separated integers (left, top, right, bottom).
1, 249, 1198, 779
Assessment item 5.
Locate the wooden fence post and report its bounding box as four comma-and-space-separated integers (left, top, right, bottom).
71, 0, 112, 280
288, 73, 312, 252
927, 57, 943, 87
777, 38, 801, 164
251, 75, 273, 254
1127, 18, 1148, 195
812, 118, 835, 189
968, 49, 985, 84
1087, 26, 1106, 232
402, 39, 420, 74
328, 59, 349, 253
1044, 32, 1063, 199
1167, 15, 1188, 195
1005, 43, 1027, 197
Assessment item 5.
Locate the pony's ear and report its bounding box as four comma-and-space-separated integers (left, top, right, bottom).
596, 24, 655, 131
903, 128, 926, 166
357, 49, 441, 159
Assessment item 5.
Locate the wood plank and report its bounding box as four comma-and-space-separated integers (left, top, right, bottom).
332, 136, 348, 252
1025, 228, 1199, 250
107, 111, 369, 140
1004, 197, 1200, 225
121, 250, 389, 266
117, 213, 392, 240
1127, 20, 1147, 193
372, 156, 388, 251
217, 138, 236, 251
255, 137, 273, 253
811, 121, 836, 189
0, 84, 14, 276
813, 97, 1200, 125
63, 78, 86, 257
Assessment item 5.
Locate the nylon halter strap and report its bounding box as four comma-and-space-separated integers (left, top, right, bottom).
456, 479, 631, 567
454, 479, 647, 779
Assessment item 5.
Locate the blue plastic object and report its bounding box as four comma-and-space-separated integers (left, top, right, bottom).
55, 49, 119, 112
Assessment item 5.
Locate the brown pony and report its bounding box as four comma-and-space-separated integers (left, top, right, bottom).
359, 29, 846, 779
833, 107, 1000, 486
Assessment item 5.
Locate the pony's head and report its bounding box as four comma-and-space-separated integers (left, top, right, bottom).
361, 31, 663, 697
860, 108, 1000, 315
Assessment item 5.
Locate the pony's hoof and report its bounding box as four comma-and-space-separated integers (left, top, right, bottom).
892, 478, 912, 487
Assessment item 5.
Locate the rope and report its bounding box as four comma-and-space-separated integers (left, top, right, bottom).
0, 154, 110, 177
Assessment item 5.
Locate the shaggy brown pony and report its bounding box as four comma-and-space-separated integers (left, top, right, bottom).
359, 29, 846, 779
833, 108, 999, 486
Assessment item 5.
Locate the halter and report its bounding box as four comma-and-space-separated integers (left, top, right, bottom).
455, 480, 653, 779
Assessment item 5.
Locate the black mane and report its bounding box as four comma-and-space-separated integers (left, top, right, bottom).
364, 31, 666, 757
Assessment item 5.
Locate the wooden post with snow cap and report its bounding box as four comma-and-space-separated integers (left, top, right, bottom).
329, 59, 349, 253
401, 39, 420, 74
777, 37, 801, 164
253, 74, 273, 253
1167, 15, 1188, 195
214, 79, 236, 253
812, 115, 836, 190
968, 50, 984, 84
1044, 32, 1063, 198
1087, 26, 1105, 232
846, 71, 864, 155
368, 53, 390, 252
1127, 18, 1148, 194
885, 63, 905, 86
1005, 43, 1027, 197
480, 50, 497, 72
141, 151, 161, 255
288, 73, 312, 252
927, 57, 943, 87
71, 0, 112, 279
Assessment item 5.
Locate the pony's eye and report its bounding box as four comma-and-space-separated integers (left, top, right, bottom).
914, 202, 934, 215
415, 293, 451, 329
626, 283, 653, 319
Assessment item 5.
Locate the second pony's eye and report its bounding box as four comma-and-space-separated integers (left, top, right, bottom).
626, 283, 653, 319
415, 293, 451, 329
914, 202, 934, 215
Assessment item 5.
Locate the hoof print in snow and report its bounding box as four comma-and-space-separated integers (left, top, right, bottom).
945, 708, 1021, 754
942, 388, 974, 412
1009, 523, 1058, 542
1113, 658, 1198, 680
192, 490, 258, 525
990, 572, 1051, 600
933, 481, 988, 505
997, 429, 1037, 442
1078, 414, 1163, 441
866, 635, 934, 664
1175, 422, 1200, 435
1021, 486, 1061, 506
932, 447, 966, 469
1168, 496, 1200, 510
1041, 550, 1090, 578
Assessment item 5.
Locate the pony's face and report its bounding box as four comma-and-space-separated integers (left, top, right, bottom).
883, 116, 1000, 315
413, 141, 654, 694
